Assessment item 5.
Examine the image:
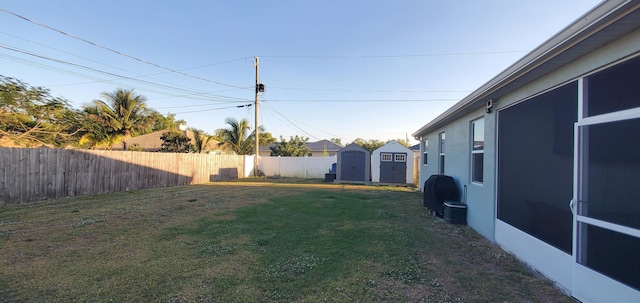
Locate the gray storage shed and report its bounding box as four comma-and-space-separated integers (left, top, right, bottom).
336, 143, 370, 182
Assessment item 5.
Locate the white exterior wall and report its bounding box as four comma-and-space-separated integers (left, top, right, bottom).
371, 141, 415, 184
259, 156, 336, 178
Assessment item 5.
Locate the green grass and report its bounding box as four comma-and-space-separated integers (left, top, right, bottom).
0, 179, 575, 302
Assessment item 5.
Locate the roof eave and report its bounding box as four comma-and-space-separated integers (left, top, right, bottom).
413, 0, 639, 139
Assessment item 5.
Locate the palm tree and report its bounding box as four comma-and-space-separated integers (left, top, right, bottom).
192, 129, 212, 153
214, 118, 275, 155
84, 89, 151, 149
214, 118, 253, 155
81, 104, 121, 149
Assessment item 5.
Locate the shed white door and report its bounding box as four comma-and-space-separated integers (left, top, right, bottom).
572, 109, 640, 303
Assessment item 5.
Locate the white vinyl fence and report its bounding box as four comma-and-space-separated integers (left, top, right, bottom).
258, 156, 336, 178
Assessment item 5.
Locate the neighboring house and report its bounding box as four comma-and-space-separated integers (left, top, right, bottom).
259, 139, 343, 157
111, 130, 220, 152
306, 139, 342, 156
413, 1, 640, 302
371, 140, 414, 184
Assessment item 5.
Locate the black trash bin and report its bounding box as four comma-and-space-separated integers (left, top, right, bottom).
324, 173, 336, 182
324, 163, 337, 182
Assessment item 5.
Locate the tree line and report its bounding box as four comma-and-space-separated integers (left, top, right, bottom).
0, 76, 273, 153
1, 76, 411, 155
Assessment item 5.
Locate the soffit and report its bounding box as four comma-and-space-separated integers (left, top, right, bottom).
413, 0, 640, 138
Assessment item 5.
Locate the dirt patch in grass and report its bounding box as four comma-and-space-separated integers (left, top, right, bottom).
0, 179, 575, 302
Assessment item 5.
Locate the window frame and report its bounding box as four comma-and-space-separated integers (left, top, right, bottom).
381, 153, 392, 162
423, 139, 428, 165
439, 132, 445, 174
471, 118, 485, 184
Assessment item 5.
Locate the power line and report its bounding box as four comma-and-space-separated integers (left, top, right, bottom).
261, 101, 337, 139
0, 8, 248, 89
260, 50, 528, 59
269, 86, 472, 93
155, 103, 251, 110
171, 104, 252, 115
262, 98, 460, 102
1, 29, 253, 94
0, 45, 249, 103
3, 45, 459, 108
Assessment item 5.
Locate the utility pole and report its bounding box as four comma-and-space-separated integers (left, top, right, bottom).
254, 56, 260, 176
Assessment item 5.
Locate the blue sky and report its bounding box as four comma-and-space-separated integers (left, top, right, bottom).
1, 0, 602, 145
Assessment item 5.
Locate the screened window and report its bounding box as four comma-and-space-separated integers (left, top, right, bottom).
471, 118, 484, 183
439, 133, 445, 174
586, 55, 640, 117
423, 139, 428, 165
581, 119, 640, 229
577, 56, 640, 290
498, 81, 577, 254
381, 153, 392, 161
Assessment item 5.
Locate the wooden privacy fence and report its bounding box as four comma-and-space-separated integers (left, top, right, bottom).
0, 148, 246, 205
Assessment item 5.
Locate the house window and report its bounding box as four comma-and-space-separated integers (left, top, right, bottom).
471, 118, 484, 183
394, 154, 406, 162
423, 139, 428, 165
381, 153, 392, 161
439, 132, 445, 174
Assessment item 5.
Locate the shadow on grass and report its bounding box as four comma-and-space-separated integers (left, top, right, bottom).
0, 180, 575, 302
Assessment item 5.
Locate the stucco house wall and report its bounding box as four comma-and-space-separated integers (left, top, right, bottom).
414, 1, 640, 301
419, 107, 496, 241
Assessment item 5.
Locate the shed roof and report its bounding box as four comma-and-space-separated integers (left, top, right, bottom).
339, 143, 370, 153
413, 0, 640, 138
373, 140, 413, 153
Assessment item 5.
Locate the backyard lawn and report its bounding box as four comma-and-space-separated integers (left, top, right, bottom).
0, 179, 575, 302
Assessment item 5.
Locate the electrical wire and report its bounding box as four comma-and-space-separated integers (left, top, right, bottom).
1, 29, 253, 97
3, 45, 455, 105
261, 100, 337, 140
171, 103, 252, 115
155, 103, 251, 110
0, 8, 248, 89
260, 50, 528, 59
0, 45, 250, 103
268, 86, 472, 93
261, 99, 460, 102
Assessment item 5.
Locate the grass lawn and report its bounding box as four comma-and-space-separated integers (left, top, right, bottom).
0, 179, 575, 302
